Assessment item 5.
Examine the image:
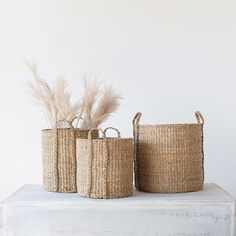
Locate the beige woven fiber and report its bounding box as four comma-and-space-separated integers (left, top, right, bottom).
133, 112, 204, 193
42, 120, 98, 193
76, 127, 134, 199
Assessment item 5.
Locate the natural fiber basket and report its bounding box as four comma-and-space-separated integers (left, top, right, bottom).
42, 120, 98, 193
133, 112, 204, 193
76, 127, 134, 199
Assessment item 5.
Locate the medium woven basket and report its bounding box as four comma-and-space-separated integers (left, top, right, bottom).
42, 120, 98, 193
76, 127, 134, 199
133, 112, 204, 193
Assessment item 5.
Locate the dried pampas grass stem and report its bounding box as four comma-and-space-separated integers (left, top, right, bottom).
89, 86, 121, 128
80, 76, 122, 129
24, 61, 82, 128
24, 61, 122, 129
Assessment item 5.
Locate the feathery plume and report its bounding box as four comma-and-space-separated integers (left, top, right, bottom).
24, 61, 121, 129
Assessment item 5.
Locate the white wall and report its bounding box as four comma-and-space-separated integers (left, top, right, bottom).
0, 0, 236, 200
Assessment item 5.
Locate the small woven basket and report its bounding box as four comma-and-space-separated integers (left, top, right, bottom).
133, 112, 205, 193
76, 127, 134, 199
42, 120, 98, 193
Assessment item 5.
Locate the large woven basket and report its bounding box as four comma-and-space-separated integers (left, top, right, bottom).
133, 112, 204, 193
76, 127, 134, 199
42, 121, 98, 193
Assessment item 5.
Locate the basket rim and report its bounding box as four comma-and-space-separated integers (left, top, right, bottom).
41, 128, 88, 132
137, 123, 203, 127
76, 137, 133, 141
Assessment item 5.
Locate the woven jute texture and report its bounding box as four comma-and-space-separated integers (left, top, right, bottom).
76, 127, 134, 199
133, 112, 204, 193
42, 122, 98, 193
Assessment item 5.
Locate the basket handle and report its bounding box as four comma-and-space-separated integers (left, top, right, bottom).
103, 127, 121, 138
56, 119, 74, 129
133, 112, 142, 126
55, 116, 83, 129
88, 128, 104, 140
53, 119, 76, 192
132, 113, 142, 190
195, 111, 204, 125
71, 116, 83, 128
87, 127, 109, 198
88, 128, 104, 197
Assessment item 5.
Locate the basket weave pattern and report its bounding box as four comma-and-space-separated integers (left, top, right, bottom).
76, 128, 134, 199
133, 112, 204, 193
42, 128, 97, 193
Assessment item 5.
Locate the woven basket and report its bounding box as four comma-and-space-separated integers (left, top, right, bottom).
76, 127, 134, 199
42, 120, 98, 193
133, 111, 204, 193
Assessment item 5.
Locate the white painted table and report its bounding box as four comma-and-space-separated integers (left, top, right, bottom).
0, 183, 235, 236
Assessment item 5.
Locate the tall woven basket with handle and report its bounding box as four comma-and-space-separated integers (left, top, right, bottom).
76, 127, 134, 199
42, 120, 98, 193
133, 112, 205, 193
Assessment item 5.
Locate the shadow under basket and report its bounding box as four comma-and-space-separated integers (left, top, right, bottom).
76, 127, 134, 199
42, 128, 98, 193
133, 111, 205, 194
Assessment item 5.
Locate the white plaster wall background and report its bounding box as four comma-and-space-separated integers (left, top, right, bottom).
0, 0, 236, 200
